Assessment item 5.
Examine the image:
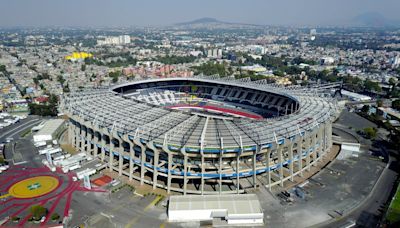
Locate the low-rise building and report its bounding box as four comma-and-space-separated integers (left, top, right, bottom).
168, 194, 264, 225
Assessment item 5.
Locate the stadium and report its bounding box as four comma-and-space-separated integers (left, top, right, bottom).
61, 76, 341, 195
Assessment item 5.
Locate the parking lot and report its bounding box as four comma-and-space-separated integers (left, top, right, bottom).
0, 119, 173, 228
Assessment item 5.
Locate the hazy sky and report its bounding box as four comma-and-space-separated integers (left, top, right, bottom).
0, 0, 399, 27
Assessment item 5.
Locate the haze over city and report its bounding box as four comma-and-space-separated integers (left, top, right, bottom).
1, 0, 400, 27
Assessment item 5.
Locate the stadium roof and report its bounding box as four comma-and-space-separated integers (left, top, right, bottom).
61, 76, 340, 150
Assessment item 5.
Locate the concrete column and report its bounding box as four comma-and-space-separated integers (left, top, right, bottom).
109, 138, 114, 172
219, 152, 223, 194
326, 122, 333, 150
128, 141, 134, 181
74, 125, 80, 150
68, 122, 74, 145
71, 122, 76, 147
288, 143, 294, 181
152, 146, 159, 190
322, 123, 328, 155
317, 126, 323, 159
118, 139, 123, 176
253, 149, 257, 189
305, 137, 311, 171
167, 152, 173, 194
80, 127, 86, 154
297, 137, 303, 177
100, 134, 106, 162
139, 142, 146, 186
312, 131, 318, 167
267, 150, 271, 190
278, 147, 284, 187
183, 151, 188, 195
236, 153, 240, 194
201, 153, 205, 195
93, 132, 99, 157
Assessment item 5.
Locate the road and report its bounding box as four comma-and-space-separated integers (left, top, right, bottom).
0, 116, 43, 164
319, 148, 398, 228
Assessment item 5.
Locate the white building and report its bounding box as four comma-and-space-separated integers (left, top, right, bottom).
321, 57, 335, 65
207, 48, 222, 59
168, 194, 264, 225
119, 35, 131, 44
341, 90, 372, 102
33, 119, 65, 142
97, 35, 131, 46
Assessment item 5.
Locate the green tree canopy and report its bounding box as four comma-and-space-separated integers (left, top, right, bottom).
30, 205, 47, 220
392, 99, 400, 111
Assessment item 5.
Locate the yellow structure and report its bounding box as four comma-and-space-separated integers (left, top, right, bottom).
8, 176, 59, 198
65, 52, 93, 61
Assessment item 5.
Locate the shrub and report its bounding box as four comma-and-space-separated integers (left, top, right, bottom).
51, 213, 60, 221
11, 216, 20, 222
30, 205, 47, 220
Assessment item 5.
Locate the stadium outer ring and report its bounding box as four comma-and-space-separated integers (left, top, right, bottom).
62, 77, 340, 195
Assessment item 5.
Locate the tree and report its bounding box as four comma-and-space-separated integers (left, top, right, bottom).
392, 99, 400, 111
389, 77, 396, 88
364, 79, 382, 92
57, 75, 65, 85
28, 94, 58, 116
11, 216, 20, 222
361, 105, 370, 113
33, 77, 39, 86
377, 99, 383, 107
30, 205, 47, 220
364, 127, 377, 139
0, 65, 6, 72
51, 213, 60, 221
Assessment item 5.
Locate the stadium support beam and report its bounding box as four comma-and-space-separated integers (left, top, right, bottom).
118, 139, 123, 176
253, 145, 258, 190
148, 142, 159, 190
312, 130, 318, 167
81, 126, 87, 155
317, 125, 324, 160
182, 147, 188, 195
71, 122, 77, 148
68, 121, 74, 145
305, 137, 311, 172
100, 133, 106, 162
200, 117, 210, 195
297, 137, 303, 177
267, 150, 271, 190
93, 132, 99, 157
236, 136, 243, 194
75, 124, 81, 152
278, 146, 284, 187
289, 142, 294, 182
167, 151, 173, 194
133, 137, 146, 186
128, 140, 134, 181
219, 137, 224, 195
109, 137, 114, 172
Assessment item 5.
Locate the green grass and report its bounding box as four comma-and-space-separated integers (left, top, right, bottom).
386, 184, 400, 223
20, 128, 32, 138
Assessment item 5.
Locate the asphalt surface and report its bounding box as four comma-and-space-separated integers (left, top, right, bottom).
258, 110, 397, 228
317, 110, 398, 227
0, 116, 43, 166
0, 116, 172, 228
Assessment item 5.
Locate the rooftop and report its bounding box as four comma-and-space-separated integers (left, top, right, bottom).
35, 119, 65, 136
169, 194, 263, 216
